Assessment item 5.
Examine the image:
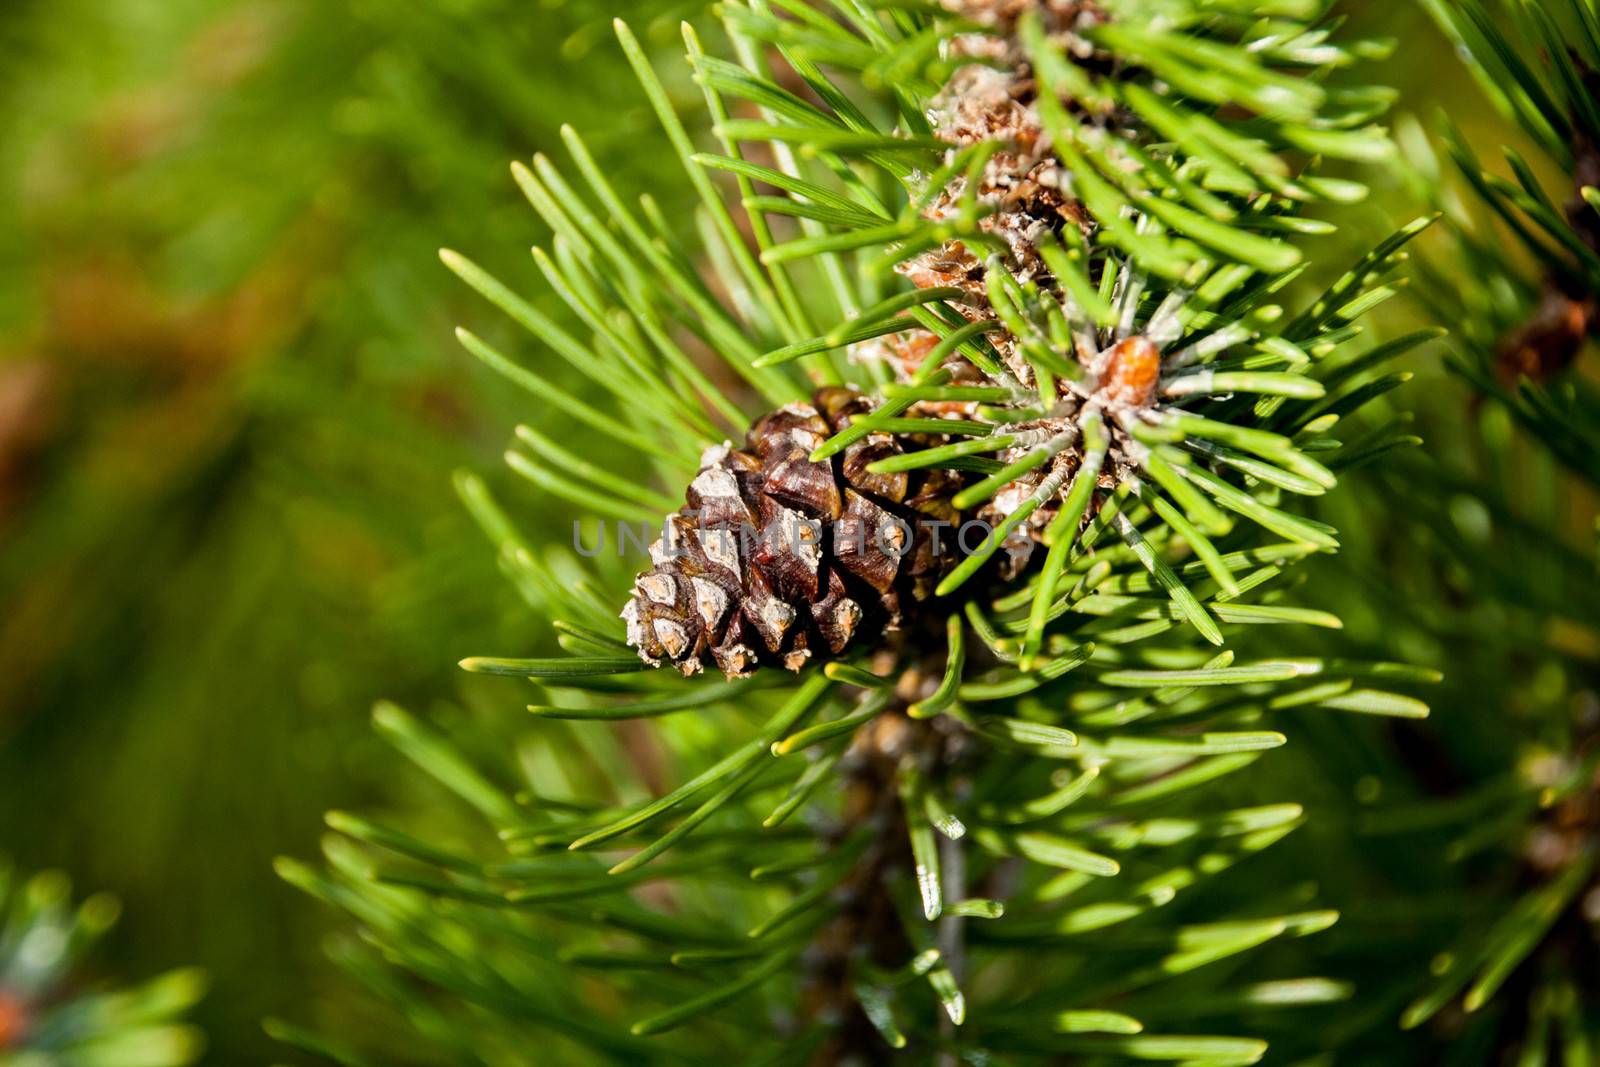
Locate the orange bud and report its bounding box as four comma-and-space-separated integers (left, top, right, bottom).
1098, 336, 1161, 408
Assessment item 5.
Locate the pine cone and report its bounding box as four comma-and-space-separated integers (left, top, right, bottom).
623, 388, 969, 678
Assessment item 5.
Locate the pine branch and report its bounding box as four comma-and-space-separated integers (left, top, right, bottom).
1411, 0, 1600, 486
276, 2, 1443, 1062
1263, 2, 1600, 1057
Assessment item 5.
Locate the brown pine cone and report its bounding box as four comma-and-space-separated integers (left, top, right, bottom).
623, 388, 970, 678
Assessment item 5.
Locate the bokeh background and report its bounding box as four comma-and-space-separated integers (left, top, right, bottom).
0, 0, 1583, 1062
0, 1, 704, 1058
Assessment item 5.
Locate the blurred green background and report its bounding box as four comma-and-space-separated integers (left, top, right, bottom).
0, 0, 1583, 1063
0, 1, 702, 1059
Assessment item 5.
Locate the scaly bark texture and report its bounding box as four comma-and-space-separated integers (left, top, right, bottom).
903, 0, 1105, 384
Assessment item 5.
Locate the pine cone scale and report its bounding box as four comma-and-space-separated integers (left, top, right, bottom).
626, 388, 971, 677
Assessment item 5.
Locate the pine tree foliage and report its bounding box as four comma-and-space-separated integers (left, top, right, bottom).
1410, 0, 1600, 483
0, 864, 205, 1067
278, 2, 1449, 1062
1253, 0, 1600, 1060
